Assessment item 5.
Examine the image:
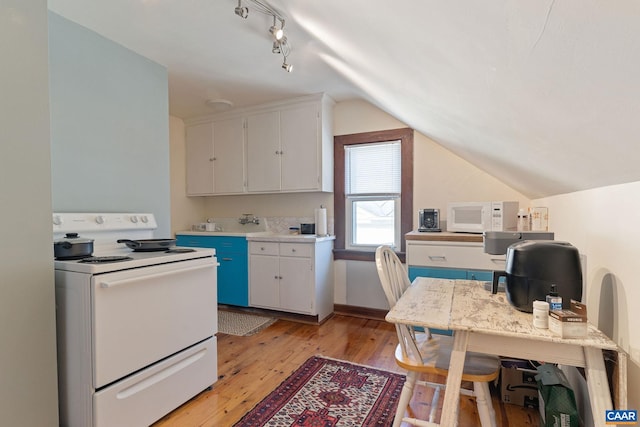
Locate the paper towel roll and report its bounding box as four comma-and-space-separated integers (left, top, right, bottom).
315, 207, 327, 236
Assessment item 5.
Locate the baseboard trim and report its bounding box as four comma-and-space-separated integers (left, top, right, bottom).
333, 304, 388, 321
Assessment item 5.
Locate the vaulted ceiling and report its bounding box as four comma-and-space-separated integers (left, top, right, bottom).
48, 0, 640, 199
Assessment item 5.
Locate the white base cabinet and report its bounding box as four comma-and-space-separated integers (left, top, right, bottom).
249, 239, 334, 322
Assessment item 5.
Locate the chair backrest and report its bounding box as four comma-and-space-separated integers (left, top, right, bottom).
375, 245, 412, 309
375, 245, 429, 364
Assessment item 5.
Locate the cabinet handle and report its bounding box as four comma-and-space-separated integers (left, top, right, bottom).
428, 255, 447, 261
222, 257, 233, 261
260, 247, 265, 251
209, 157, 215, 162
291, 249, 296, 253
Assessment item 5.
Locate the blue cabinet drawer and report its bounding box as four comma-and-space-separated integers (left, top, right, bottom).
176, 235, 247, 253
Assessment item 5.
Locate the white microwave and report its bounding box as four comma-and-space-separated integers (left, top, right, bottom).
446, 201, 519, 233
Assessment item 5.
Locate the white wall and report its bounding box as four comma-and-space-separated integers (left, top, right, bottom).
170, 116, 205, 233
49, 13, 172, 235
535, 181, 640, 411
0, 1, 59, 424
333, 100, 530, 308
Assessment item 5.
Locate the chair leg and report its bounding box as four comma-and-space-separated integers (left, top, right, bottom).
473, 381, 497, 427
394, 371, 418, 427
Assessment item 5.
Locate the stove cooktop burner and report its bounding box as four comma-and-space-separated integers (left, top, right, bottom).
79, 256, 134, 264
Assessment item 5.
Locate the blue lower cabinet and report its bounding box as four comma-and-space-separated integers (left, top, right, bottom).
408, 266, 466, 282
467, 270, 493, 281
176, 235, 249, 307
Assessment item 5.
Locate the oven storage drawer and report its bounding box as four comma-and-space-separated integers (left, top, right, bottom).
93, 337, 217, 427
92, 257, 217, 388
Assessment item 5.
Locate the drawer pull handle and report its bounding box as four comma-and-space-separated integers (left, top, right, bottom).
428, 255, 446, 261
222, 257, 233, 261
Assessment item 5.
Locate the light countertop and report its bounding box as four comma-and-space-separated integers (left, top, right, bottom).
406, 230, 484, 243
177, 230, 335, 243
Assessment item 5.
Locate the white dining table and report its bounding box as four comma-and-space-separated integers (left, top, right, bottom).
385, 277, 627, 427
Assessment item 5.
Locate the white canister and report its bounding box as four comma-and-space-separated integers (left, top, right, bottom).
533, 300, 550, 329
205, 222, 217, 231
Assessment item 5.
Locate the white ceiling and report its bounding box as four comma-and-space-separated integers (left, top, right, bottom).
48, 0, 640, 199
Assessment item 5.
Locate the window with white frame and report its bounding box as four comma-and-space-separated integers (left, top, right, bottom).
345, 141, 401, 250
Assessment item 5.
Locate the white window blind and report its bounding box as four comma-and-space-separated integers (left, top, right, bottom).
345, 140, 401, 249
345, 141, 401, 195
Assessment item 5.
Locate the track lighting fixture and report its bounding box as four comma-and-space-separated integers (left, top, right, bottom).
269, 16, 284, 41
233, 0, 293, 72
234, 0, 248, 18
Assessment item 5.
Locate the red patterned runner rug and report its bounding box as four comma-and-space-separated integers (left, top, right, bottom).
233, 355, 406, 426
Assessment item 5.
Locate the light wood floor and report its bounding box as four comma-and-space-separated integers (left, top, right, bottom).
153, 314, 540, 426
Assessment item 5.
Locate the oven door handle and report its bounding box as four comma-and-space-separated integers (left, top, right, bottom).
98, 264, 215, 288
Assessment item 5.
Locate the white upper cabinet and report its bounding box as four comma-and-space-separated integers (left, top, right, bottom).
246, 110, 281, 192
212, 117, 245, 194
185, 93, 334, 196
185, 117, 245, 195
185, 122, 214, 195
280, 103, 321, 191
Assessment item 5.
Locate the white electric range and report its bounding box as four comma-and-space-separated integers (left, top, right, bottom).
53, 213, 218, 427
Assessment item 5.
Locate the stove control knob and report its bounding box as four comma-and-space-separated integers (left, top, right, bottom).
95, 215, 105, 225
52, 215, 62, 226
130, 216, 138, 223
140, 215, 149, 223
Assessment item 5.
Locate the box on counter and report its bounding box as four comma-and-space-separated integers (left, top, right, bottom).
549, 300, 588, 338
500, 358, 539, 408
531, 207, 549, 231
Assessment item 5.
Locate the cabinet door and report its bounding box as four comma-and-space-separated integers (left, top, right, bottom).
280, 104, 319, 191
218, 252, 248, 306
249, 254, 280, 309
185, 123, 214, 195
247, 111, 281, 192
213, 117, 245, 194
279, 256, 313, 314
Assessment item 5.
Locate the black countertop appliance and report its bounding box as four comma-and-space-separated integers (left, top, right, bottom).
492, 241, 582, 312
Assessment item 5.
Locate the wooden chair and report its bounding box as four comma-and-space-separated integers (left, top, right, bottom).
375, 245, 500, 427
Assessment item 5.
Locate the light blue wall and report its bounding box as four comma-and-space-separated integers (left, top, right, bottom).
48, 12, 171, 236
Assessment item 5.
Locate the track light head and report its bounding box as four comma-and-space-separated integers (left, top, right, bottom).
234, 0, 248, 18
269, 25, 284, 41
235, 6, 248, 18
272, 41, 281, 54
282, 60, 293, 73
